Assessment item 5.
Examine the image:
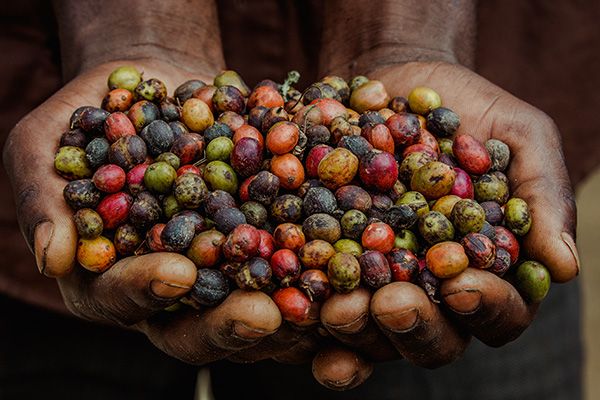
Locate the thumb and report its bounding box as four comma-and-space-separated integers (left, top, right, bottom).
507, 116, 579, 283
4, 113, 78, 277
517, 175, 578, 283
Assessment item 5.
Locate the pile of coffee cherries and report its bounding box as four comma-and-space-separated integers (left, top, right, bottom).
54, 66, 550, 325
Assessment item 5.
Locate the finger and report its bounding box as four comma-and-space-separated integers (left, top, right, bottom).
321, 288, 399, 361
479, 102, 578, 282
8, 140, 78, 277
138, 290, 282, 365
3, 83, 108, 277
507, 123, 579, 282
371, 282, 470, 368
441, 268, 536, 347
312, 346, 373, 391
58, 252, 197, 325
8, 137, 78, 278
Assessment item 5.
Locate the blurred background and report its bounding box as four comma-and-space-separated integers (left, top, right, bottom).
0, 1, 598, 399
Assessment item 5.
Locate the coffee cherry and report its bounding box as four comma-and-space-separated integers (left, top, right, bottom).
85, 138, 110, 169
161, 216, 196, 252
191, 269, 230, 306
135, 78, 167, 103
114, 224, 142, 256
63, 179, 101, 210
504, 198, 532, 236
359, 250, 392, 289
514, 261, 550, 302
299, 269, 331, 302
173, 173, 208, 209
55, 146, 92, 180
426, 241, 469, 279
328, 252, 361, 293
144, 162, 177, 194
77, 236, 116, 273
73, 208, 103, 239
93, 164, 126, 193
235, 257, 272, 290
108, 65, 142, 91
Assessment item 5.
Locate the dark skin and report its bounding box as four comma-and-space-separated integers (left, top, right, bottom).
3, 0, 579, 391
313, 0, 579, 387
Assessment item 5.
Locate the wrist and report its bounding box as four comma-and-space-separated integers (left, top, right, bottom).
321, 45, 459, 78
53, 0, 225, 81
318, 0, 476, 78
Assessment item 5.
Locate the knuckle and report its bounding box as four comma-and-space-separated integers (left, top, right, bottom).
507, 106, 559, 145
531, 110, 561, 142
534, 111, 558, 133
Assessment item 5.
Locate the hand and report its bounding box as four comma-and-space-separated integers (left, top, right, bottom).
3, 60, 286, 366
3, 60, 364, 384
313, 61, 579, 388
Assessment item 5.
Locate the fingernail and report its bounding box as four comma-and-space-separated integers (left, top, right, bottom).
561, 232, 580, 274
443, 290, 482, 315
150, 279, 191, 299
373, 308, 419, 333
232, 320, 276, 341
34, 221, 54, 274
323, 313, 368, 334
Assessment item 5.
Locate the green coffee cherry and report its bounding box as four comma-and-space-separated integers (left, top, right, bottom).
144, 161, 177, 194
204, 161, 238, 194
418, 211, 455, 244
107, 66, 142, 92
407, 86, 442, 115
451, 199, 486, 236
328, 252, 361, 293
474, 173, 509, 205
333, 239, 363, 257
515, 261, 550, 302
54, 146, 92, 180
396, 191, 430, 218
394, 229, 419, 253
206, 136, 234, 162
213, 70, 250, 96
162, 194, 182, 219
504, 198, 532, 236
155, 152, 180, 170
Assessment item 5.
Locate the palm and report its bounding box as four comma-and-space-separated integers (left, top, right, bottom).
318, 62, 578, 373
4, 61, 288, 366
373, 62, 577, 282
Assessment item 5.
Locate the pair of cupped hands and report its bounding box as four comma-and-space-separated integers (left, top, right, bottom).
3, 58, 578, 390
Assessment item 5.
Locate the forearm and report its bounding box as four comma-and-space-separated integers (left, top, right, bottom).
319, 0, 477, 77
53, 0, 225, 80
